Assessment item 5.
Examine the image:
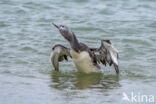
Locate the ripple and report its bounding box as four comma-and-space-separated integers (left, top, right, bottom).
19, 46, 38, 53
0, 21, 10, 27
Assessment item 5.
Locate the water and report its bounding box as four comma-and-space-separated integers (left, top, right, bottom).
0, 0, 156, 104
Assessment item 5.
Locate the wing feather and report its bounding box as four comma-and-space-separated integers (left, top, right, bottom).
90, 40, 119, 74
51, 44, 71, 71
103, 41, 118, 65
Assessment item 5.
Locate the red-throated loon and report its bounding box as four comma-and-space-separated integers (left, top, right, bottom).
51, 23, 119, 74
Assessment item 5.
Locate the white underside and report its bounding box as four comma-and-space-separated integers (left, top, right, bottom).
70, 49, 100, 73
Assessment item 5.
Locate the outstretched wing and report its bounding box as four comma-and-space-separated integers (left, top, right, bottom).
51, 44, 71, 71
90, 40, 119, 74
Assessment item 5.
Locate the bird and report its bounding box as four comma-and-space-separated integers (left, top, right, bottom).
51, 23, 119, 74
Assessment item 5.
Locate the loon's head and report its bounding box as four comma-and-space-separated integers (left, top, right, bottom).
52, 23, 73, 42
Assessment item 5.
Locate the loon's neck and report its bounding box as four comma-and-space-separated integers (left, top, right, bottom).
70, 34, 80, 52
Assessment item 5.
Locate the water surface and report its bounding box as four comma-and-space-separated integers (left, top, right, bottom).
0, 0, 156, 104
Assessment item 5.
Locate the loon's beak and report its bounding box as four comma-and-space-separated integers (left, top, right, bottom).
52, 23, 59, 29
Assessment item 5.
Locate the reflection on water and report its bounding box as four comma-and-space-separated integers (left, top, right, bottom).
50, 71, 120, 90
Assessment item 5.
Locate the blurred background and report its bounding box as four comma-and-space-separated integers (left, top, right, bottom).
0, 0, 156, 104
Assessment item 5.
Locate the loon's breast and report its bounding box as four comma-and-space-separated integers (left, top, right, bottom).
70, 49, 100, 73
